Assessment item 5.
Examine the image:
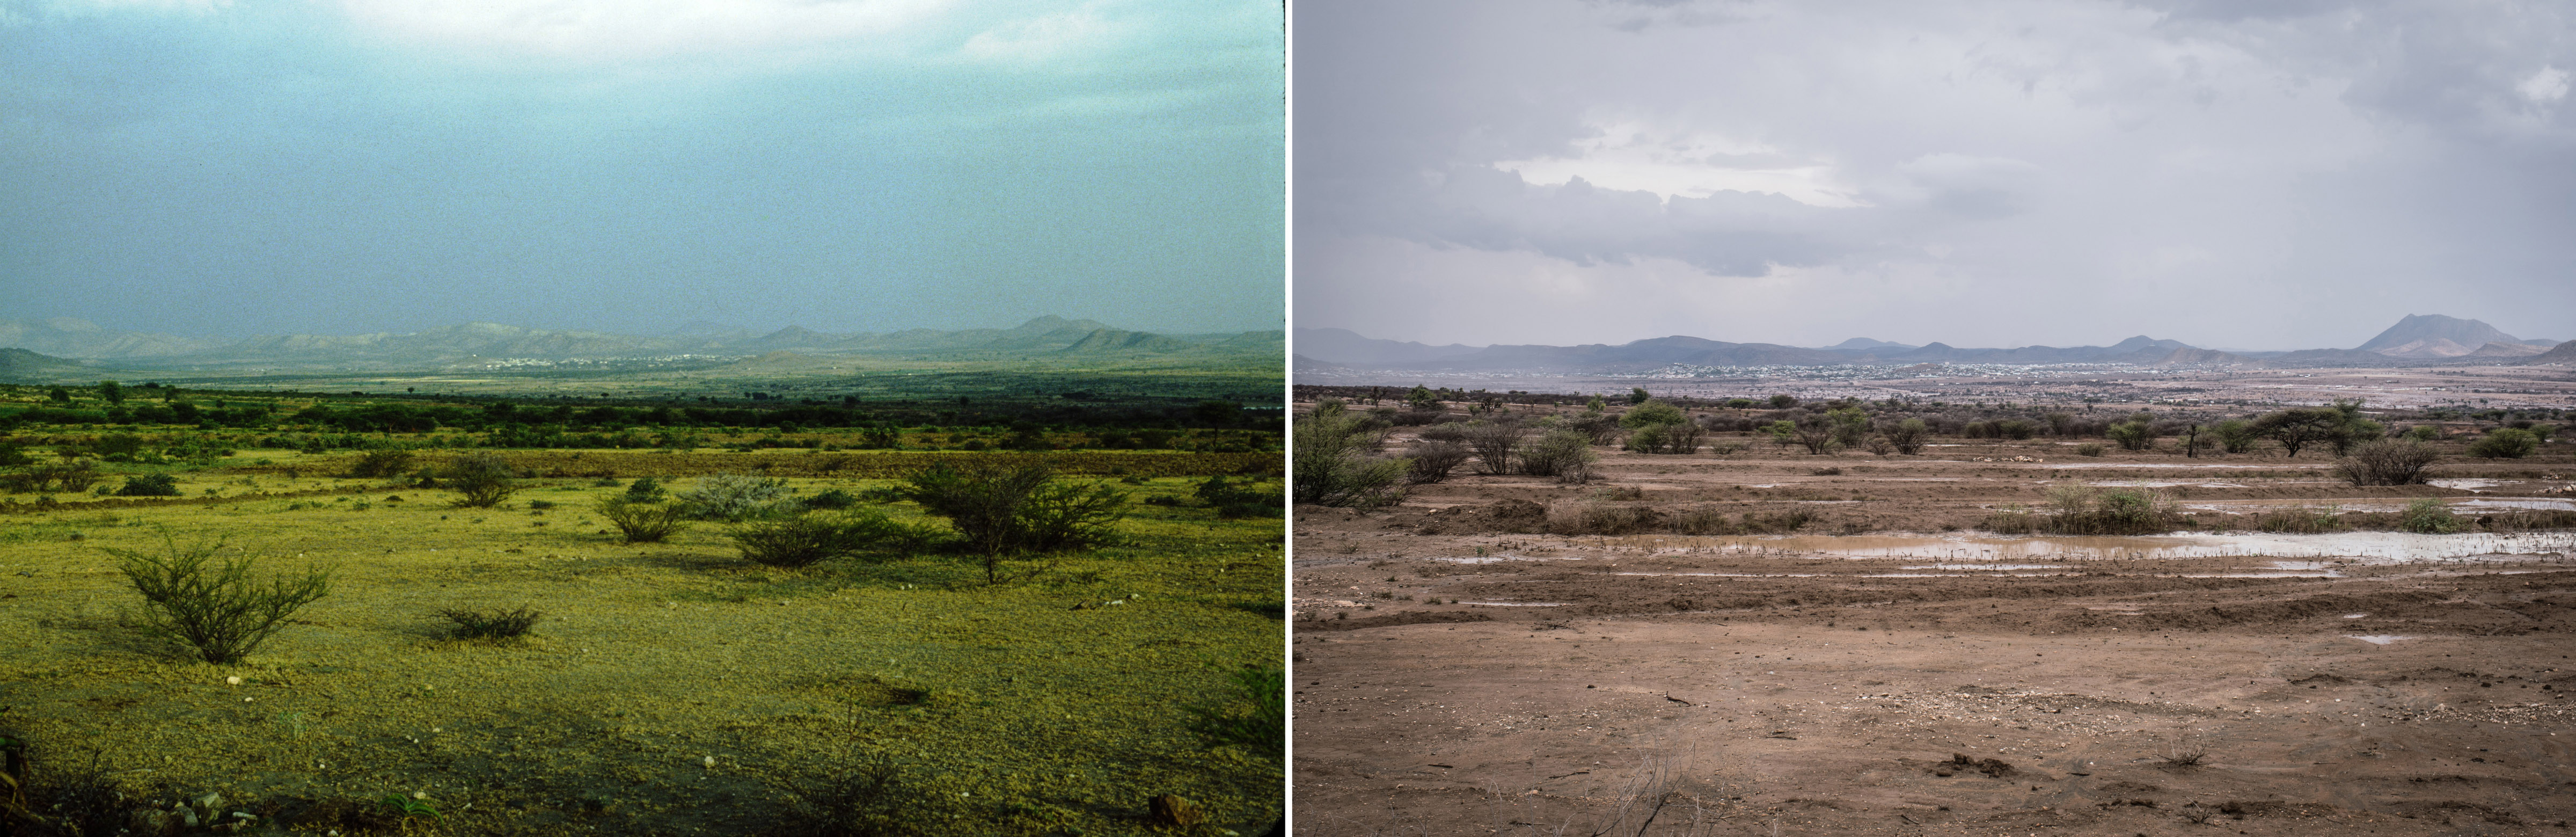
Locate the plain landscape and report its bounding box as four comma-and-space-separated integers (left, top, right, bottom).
1290, 314, 2574, 835
0, 317, 1286, 836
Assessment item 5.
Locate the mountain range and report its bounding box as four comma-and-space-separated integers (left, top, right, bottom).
1294, 315, 2569, 373
0, 316, 1282, 375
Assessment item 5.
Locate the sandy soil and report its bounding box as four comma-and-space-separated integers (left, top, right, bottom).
1291, 431, 2576, 835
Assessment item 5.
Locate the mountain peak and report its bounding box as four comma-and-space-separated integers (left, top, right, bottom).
2357, 314, 2518, 353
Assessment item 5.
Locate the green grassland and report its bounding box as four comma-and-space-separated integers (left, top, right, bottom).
0, 450, 1283, 835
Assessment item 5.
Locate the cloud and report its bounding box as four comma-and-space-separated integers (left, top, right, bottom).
334, 0, 952, 59
1296, 0, 2576, 349
2521, 66, 2569, 104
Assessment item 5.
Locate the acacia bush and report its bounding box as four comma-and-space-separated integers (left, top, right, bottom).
347, 448, 416, 478
1459, 418, 1527, 475
438, 606, 543, 639
115, 472, 181, 496
2106, 421, 2155, 451
2336, 439, 2438, 486
113, 535, 332, 664
597, 497, 689, 543
2468, 428, 2539, 459
900, 461, 1129, 581
676, 473, 795, 520
2212, 419, 2262, 454
1880, 418, 1930, 455
1405, 439, 1472, 484
444, 453, 518, 507
1519, 429, 1598, 484
2003, 485, 2174, 535
1294, 401, 1408, 508
731, 508, 925, 567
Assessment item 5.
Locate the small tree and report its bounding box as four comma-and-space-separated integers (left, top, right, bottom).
730, 509, 913, 567
348, 448, 416, 478
2211, 419, 2262, 454
1459, 417, 1527, 475
1405, 440, 1471, 484
1765, 418, 1840, 455
2105, 420, 2154, 451
1405, 385, 1440, 412
114, 535, 331, 664
1881, 418, 1930, 455
675, 473, 795, 520
444, 453, 518, 507
1768, 394, 1798, 409
1628, 387, 1651, 405
98, 380, 124, 405
2252, 407, 2345, 458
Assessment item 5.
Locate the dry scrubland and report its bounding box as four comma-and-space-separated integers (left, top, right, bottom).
1292, 396, 2576, 836
1, 448, 1283, 835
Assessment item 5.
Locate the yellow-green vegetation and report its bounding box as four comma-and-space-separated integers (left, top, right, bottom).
0, 455, 1284, 835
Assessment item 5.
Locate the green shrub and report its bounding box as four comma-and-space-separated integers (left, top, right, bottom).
113, 535, 331, 664
2028, 485, 2174, 535
347, 448, 415, 478
444, 453, 518, 508
2106, 421, 2154, 451
1195, 476, 1283, 518
437, 606, 543, 639
1882, 418, 1930, 455
2212, 419, 2261, 454
802, 489, 860, 510
676, 473, 795, 520
598, 497, 689, 543
2468, 428, 2539, 459
1519, 429, 1598, 484
2075, 443, 2106, 457
899, 462, 1129, 581
2251, 506, 2345, 534
1186, 667, 1284, 760
115, 472, 181, 497
624, 476, 668, 502
730, 509, 922, 567
2398, 498, 2460, 534
1293, 401, 1408, 507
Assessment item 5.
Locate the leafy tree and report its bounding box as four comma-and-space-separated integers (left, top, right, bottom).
1405, 385, 1440, 412
900, 461, 1128, 581
2251, 407, 2345, 458
48, 387, 70, 404
1618, 399, 1687, 430
1519, 428, 1598, 483
2211, 419, 2262, 454
98, 380, 123, 405
1628, 387, 1652, 405
1825, 407, 1871, 447
1585, 395, 1607, 412
443, 453, 519, 507
1768, 394, 1799, 409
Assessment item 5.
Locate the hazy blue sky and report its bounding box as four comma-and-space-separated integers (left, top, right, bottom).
1296, 0, 2575, 351
2, 0, 1282, 339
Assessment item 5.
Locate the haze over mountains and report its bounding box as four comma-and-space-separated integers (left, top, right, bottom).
0, 316, 1282, 374
1295, 315, 2568, 373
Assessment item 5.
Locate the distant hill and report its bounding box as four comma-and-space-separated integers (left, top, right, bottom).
1059, 329, 1190, 354
2357, 314, 2521, 355
2523, 340, 2576, 365
0, 318, 224, 359
1292, 327, 1484, 366
1819, 337, 1919, 351
0, 347, 90, 382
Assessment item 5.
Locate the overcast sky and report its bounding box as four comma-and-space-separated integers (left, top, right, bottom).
1294, 0, 2575, 351
1, 0, 1281, 339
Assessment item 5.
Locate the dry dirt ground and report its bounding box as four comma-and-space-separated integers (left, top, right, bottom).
1291, 435, 2576, 836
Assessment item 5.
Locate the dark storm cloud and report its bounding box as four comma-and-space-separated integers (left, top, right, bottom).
1296, 0, 2574, 349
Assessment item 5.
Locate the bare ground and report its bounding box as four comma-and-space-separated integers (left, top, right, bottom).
1291, 439, 2576, 836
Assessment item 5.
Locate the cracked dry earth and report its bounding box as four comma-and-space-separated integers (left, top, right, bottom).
1290, 532, 2576, 836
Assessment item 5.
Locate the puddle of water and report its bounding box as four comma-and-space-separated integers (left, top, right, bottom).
1599, 532, 2576, 564
1899, 564, 2066, 571
2346, 635, 2414, 645
2087, 481, 2249, 488
2026, 463, 2328, 469
2430, 479, 2512, 492
1461, 601, 1564, 607
2343, 613, 2368, 618
2453, 498, 2576, 512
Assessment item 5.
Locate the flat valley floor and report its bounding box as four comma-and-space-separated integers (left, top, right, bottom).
1291, 439, 2576, 836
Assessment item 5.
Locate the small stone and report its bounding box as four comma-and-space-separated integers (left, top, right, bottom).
225, 676, 241, 686
194, 792, 223, 809
703, 756, 716, 768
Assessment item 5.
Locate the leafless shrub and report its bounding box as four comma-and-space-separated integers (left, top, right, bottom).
2335, 439, 2438, 486
1406, 440, 1472, 484
1460, 418, 1528, 475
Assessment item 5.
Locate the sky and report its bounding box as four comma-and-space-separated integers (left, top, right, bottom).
1294, 0, 2576, 351
0, 0, 1283, 339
